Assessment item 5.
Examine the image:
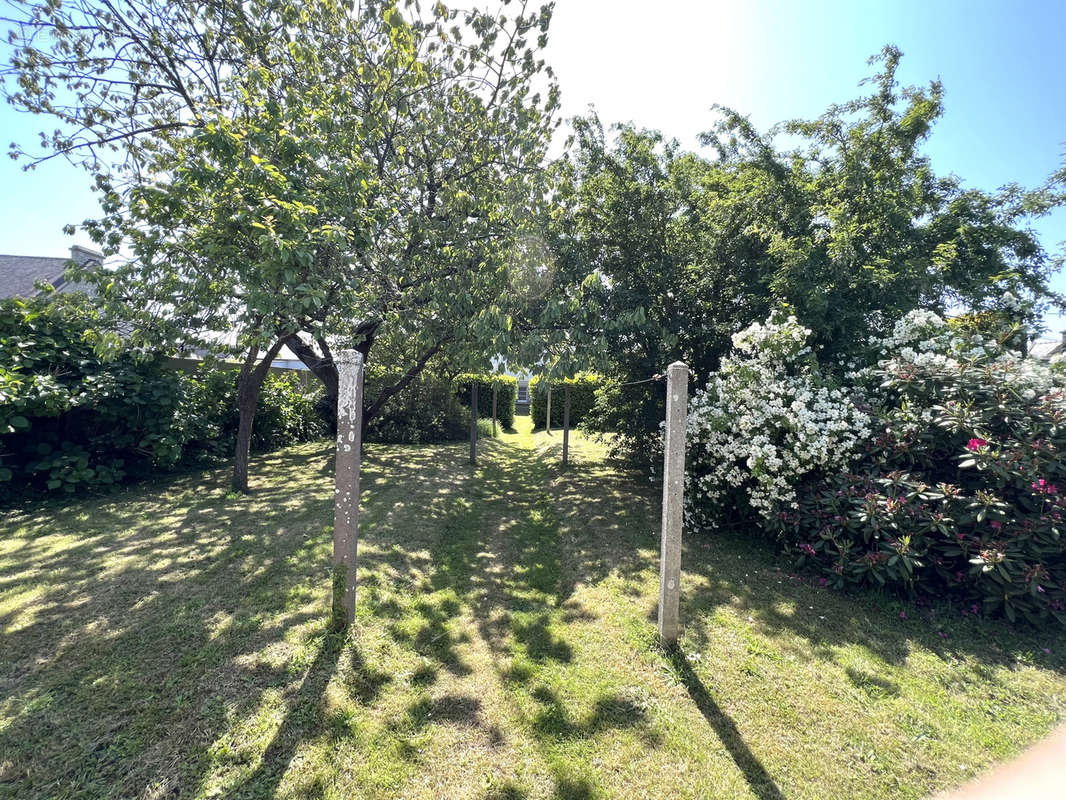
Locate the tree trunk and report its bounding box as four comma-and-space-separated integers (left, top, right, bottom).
285, 334, 339, 429
231, 337, 288, 494
287, 320, 378, 432
291, 329, 449, 443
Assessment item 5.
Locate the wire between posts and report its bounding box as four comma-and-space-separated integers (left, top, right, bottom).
615, 373, 664, 387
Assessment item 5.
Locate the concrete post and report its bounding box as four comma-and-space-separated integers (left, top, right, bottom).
492, 382, 498, 437
658, 361, 688, 646
546, 384, 552, 435
470, 380, 478, 464
332, 349, 365, 630
562, 384, 571, 467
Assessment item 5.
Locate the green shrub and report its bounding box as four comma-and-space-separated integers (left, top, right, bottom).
363, 368, 469, 444
181, 364, 326, 457
0, 295, 326, 499
0, 295, 188, 495
454, 374, 517, 430
529, 374, 603, 429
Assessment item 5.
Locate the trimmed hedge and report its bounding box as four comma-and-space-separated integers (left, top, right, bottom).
529, 374, 603, 429
455, 373, 517, 430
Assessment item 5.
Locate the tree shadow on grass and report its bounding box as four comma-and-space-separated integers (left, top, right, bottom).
678, 530, 1066, 677
0, 440, 468, 799
529, 685, 662, 748
668, 649, 786, 800
225, 631, 346, 798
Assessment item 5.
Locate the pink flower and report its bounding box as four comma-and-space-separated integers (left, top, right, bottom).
899, 611, 907, 619
966, 438, 988, 451
799, 543, 816, 556
989, 521, 1003, 531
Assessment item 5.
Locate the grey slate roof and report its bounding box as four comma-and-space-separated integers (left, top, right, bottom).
0, 246, 101, 299
0, 254, 70, 298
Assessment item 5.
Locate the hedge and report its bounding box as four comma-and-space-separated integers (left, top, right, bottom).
455, 373, 517, 430
361, 368, 469, 444
0, 295, 326, 499
529, 374, 603, 429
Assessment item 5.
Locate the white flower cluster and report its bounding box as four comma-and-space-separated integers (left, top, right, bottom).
686, 314, 871, 521
868, 308, 1061, 400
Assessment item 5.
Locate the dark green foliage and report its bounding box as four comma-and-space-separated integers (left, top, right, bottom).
0, 296, 187, 495
765, 347, 1066, 626
362, 369, 469, 445
181, 364, 326, 457
529, 374, 602, 429
0, 295, 325, 499
454, 374, 517, 430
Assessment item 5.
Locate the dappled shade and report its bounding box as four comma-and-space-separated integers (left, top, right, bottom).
2, 420, 1066, 798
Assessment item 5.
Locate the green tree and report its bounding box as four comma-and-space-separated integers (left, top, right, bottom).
704, 46, 1063, 358
557, 48, 1064, 460
4, 0, 558, 491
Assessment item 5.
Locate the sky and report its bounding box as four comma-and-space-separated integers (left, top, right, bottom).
1, 0, 1064, 329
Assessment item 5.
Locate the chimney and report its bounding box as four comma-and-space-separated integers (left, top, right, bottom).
70, 244, 103, 266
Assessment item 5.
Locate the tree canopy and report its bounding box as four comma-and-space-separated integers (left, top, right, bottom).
550, 47, 1065, 458
4, 0, 559, 490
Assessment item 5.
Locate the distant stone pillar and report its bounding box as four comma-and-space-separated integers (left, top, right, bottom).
333, 349, 365, 630
658, 361, 688, 646
562, 384, 571, 467
470, 380, 479, 464
492, 382, 498, 437
546, 384, 552, 435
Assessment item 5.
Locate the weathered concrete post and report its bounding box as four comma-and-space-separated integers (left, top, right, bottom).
332, 349, 365, 630
546, 384, 552, 435
658, 361, 689, 646
492, 382, 498, 437
469, 380, 479, 464
562, 384, 571, 467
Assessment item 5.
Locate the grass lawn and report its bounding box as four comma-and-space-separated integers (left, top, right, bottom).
2, 417, 1066, 799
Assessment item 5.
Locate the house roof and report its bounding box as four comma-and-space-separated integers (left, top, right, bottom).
0, 246, 102, 299
1029, 338, 1064, 360
0, 254, 70, 298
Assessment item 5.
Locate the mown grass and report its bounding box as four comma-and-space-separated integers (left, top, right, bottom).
2, 417, 1065, 799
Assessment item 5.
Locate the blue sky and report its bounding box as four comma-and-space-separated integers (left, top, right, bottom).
2, 0, 1064, 329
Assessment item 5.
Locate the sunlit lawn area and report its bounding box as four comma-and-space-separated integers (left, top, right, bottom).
2, 417, 1066, 799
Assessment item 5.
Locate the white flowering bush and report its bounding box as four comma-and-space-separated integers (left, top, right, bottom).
856, 306, 1062, 401
687, 304, 1066, 624
685, 313, 871, 522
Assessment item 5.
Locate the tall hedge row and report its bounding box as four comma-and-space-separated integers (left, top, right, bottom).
529, 374, 603, 429
454, 374, 517, 430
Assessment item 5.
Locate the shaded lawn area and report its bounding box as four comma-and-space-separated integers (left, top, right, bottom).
2, 419, 1066, 800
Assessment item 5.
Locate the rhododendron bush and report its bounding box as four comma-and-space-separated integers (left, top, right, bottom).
687, 309, 1066, 624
